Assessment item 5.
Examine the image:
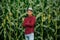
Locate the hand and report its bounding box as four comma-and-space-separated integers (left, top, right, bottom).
22, 18, 25, 21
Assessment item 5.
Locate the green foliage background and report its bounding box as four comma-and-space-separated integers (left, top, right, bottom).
0, 0, 60, 40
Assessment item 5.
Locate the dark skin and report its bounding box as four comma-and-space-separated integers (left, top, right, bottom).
27, 10, 33, 16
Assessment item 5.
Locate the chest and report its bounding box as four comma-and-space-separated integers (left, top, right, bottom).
25, 17, 33, 22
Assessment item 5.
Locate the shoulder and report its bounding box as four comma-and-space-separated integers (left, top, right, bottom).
32, 16, 36, 19
32, 16, 36, 22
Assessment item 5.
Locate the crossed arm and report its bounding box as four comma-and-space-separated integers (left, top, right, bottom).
23, 17, 36, 27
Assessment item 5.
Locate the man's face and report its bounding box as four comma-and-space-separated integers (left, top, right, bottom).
27, 10, 32, 16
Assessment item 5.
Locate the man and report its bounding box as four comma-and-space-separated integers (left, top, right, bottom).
22, 7, 36, 40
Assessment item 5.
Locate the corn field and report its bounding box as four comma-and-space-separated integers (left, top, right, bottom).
0, 0, 60, 40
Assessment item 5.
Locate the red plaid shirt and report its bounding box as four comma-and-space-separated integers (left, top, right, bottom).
23, 16, 36, 34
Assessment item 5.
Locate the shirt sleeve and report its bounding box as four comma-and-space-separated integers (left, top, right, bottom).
25, 17, 36, 27
22, 18, 27, 27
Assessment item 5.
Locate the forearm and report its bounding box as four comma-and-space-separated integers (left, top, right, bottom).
25, 23, 33, 27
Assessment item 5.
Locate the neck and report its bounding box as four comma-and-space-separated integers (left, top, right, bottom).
28, 15, 32, 17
